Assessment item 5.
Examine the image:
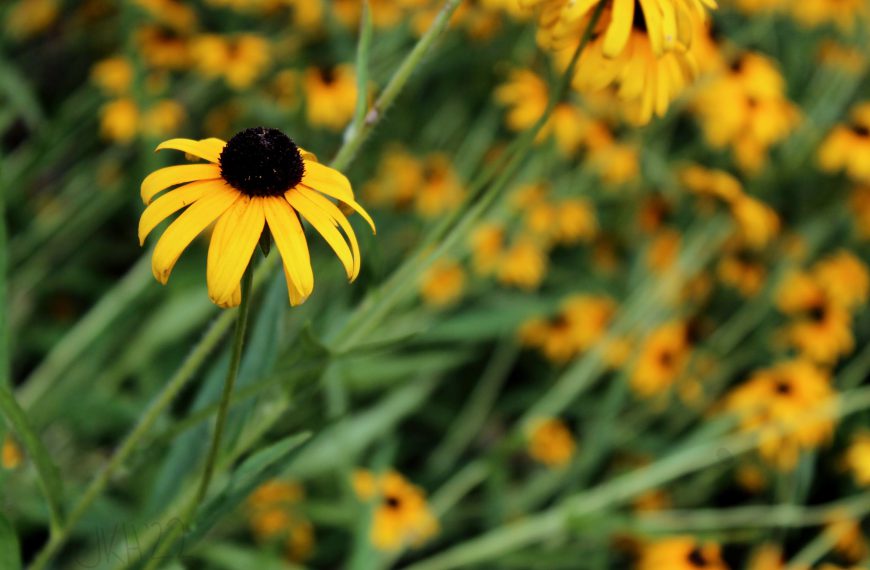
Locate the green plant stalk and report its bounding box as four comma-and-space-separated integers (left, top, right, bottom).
331, 0, 464, 171
349, 0, 373, 139
141, 264, 255, 570
25, 3, 465, 566
401, 387, 870, 570
0, 385, 65, 534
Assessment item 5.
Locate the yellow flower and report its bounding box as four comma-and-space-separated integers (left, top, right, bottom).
849, 185, 870, 239
789, 0, 869, 30
693, 53, 800, 173
843, 432, 870, 486
353, 470, 438, 552
812, 250, 870, 310
519, 294, 616, 362
141, 100, 186, 139
246, 480, 313, 561
637, 537, 729, 570
333, 0, 406, 29
5, 0, 59, 40
91, 56, 134, 96
819, 102, 870, 184
680, 165, 744, 203
496, 236, 548, 290
586, 128, 640, 185
2, 436, 23, 470
527, 418, 576, 468
138, 128, 375, 307
724, 359, 836, 470
818, 42, 866, 75
631, 320, 693, 396
826, 513, 868, 562
717, 245, 767, 297
416, 154, 465, 217
137, 26, 190, 70
646, 228, 681, 273
100, 98, 139, 144
303, 64, 358, 131
730, 195, 780, 249
134, 0, 197, 32
470, 222, 505, 275
747, 543, 784, 570
495, 69, 548, 132
190, 34, 271, 89
420, 260, 465, 308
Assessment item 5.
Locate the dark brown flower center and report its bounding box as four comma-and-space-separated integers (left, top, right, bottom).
852, 124, 870, 138
220, 127, 304, 197
687, 547, 708, 566
384, 495, 401, 509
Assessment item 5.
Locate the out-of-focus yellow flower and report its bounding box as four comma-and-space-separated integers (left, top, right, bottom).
718, 245, 767, 297
725, 359, 836, 470
637, 537, 729, 570
632, 489, 671, 512
647, 229, 681, 273
190, 34, 271, 89
91, 56, 134, 96
247, 480, 313, 562
470, 222, 505, 276
527, 418, 576, 468
495, 69, 548, 132
100, 98, 139, 143
631, 320, 693, 397
416, 154, 465, 217
681, 165, 744, 203
353, 470, 438, 552
420, 260, 465, 308
819, 102, 870, 184
137, 26, 190, 70
747, 543, 784, 570
134, 0, 197, 32
333, 0, 406, 29
730, 195, 780, 249
826, 513, 868, 562
843, 432, 870, 487
788, 0, 868, 31
2, 436, 23, 470
141, 100, 186, 139
520, 294, 616, 362
586, 128, 640, 185
6, 0, 59, 39
818, 42, 866, 75
693, 53, 800, 173
849, 186, 870, 239
813, 250, 869, 310
303, 64, 357, 131
496, 236, 548, 290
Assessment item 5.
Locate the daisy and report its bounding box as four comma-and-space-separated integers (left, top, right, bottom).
139, 127, 375, 308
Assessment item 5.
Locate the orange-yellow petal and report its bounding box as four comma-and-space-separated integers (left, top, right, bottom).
141, 163, 222, 204
156, 138, 223, 164
151, 185, 239, 284
286, 189, 356, 281
297, 186, 362, 280
603, 0, 634, 58
138, 180, 223, 245
263, 196, 314, 305
206, 197, 265, 307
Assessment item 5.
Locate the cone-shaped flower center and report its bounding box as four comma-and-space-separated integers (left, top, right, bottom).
220, 127, 304, 197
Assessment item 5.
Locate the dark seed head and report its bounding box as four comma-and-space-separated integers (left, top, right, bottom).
774, 379, 792, 395
687, 547, 707, 566
220, 127, 304, 197
384, 495, 401, 509
852, 124, 870, 138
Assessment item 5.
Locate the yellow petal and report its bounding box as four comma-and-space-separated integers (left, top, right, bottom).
603, 0, 634, 58
138, 180, 223, 245
141, 164, 222, 204
156, 138, 223, 164
297, 186, 362, 280
286, 189, 356, 281
199, 137, 228, 159
301, 160, 354, 203
206, 197, 265, 307
263, 196, 314, 305
151, 186, 239, 284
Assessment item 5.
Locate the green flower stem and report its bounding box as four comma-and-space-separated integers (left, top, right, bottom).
25, 3, 465, 567
0, 385, 65, 535
402, 386, 870, 570
0, 175, 8, 388
332, 0, 464, 171
141, 263, 255, 570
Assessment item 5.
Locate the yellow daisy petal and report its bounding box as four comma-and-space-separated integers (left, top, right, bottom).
206, 197, 265, 307
301, 160, 354, 203
263, 196, 314, 305
199, 137, 228, 159
141, 163, 222, 204
297, 187, 362, 280
138, 179, 224, 245
603, 0, 635, 58
151, 186, 239, 284
156, 138, 223, 164
286, 189, 356, 281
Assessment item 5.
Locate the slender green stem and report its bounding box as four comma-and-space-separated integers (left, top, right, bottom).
349, 0, 373, 139
0, 385, 65, 534
331, 0, 464, 170
142, 264, 255, 570
0, 179, 8, 389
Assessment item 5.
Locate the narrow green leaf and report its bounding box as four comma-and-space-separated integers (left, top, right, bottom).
0, 513, 22, 570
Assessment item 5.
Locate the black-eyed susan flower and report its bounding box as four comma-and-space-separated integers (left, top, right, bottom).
788, 0, 868, 31
747, 544, 784, 570
496, 236, 548, 290
91, 56, 134, 96
303, 64, 358, 131
420, 259, 466, 308
819, 102, 870, 184
724, 359, 836, 470
630, 320, 693, 396
519, 294, 615, 362
5, 0, 59, 40
826, 514, 868, 562
139, 127, 375, 307
527, 417, 576, 467
638, 537, 729, 570
470, 222, 505, 276
190, 34, 271, 89
352, 470, 438, 552
247, 479, 313, 562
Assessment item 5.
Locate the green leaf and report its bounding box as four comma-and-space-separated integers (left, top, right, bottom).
0, 512, 22, 570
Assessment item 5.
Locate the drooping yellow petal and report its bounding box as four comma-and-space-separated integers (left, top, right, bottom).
603, 0, 635, 58
141, 163, 222, 204
199, 138, 228, 159
151, 186, 239, 284
206, 197, 265, 307
297, 186, 362, 280
300, 160, 376, 233
263, 196, 314, 305
301, 183, 376, 234
156, 138, 223, 164
286, 189, 356, 281
561, 0, 599, 24
139, 179, 224, 245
